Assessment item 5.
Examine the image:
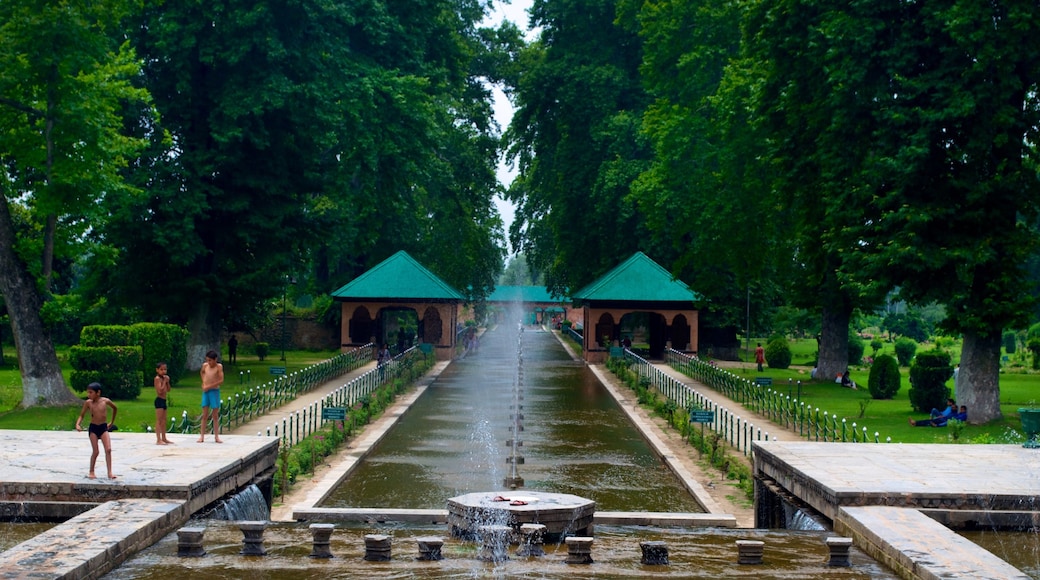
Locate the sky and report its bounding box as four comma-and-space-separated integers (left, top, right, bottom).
483, 0, 536, 255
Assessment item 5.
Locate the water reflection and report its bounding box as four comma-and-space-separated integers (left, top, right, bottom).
321, 325, 703, 512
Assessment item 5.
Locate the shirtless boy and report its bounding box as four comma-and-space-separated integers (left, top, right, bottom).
154, 361, 174, 445
199, 350, 224, 443
74, 383, 118, 479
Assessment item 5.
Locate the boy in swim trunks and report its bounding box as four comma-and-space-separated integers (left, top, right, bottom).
199, 350, 223, 443
74, 382, 118, 479
154, 361, 173, 445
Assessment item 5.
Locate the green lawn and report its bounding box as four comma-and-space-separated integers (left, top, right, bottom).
724, 354, 1036, 445
0, 348, 344, 433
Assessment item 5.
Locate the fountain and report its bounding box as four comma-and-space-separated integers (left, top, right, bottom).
4, 315, 1030, 578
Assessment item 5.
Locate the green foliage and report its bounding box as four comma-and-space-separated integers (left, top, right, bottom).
254, 343, 270, 362
69, 345, 143, 399
883, 312, 930, 343
847, 331, 865, 366
909, 349, 953, 413
764, 337, 792, 369
129, 323, 189, 386
894, 337, 918, 367
82, 323, 188, 386
1028, 337, 1040, 371
1003, 331, 1017, 354
80, 326, 132, 347
870, 338, 884, 357
868, 354, 901, 400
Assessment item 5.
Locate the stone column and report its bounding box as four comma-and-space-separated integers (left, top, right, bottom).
415, 536, 444, 561
736, 540, 764, 565
239, 521, 267, 556
176, 527, 206, 557
640, 540, 669, 565
825, 537, 853, 567
364, 534, 392, 561
565, 536, 594, 564
516, 524, 546, 557
309, 523, 335, 558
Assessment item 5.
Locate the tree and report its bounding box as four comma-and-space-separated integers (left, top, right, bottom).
98, 0, 507, 368
623, 0, 789, 333
0, 0, 152, 406
836, 0, 1040, 423
504, 0, 653, 295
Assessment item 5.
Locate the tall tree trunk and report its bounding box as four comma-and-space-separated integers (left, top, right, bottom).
0, 197, 79, 407
186, 299, 222, 371
817, 305, 850, 383
956, 330, 1002, 424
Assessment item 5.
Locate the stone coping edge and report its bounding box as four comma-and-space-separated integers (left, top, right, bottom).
835, 506, 1031, 580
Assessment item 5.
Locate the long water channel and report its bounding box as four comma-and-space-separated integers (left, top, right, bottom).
321, 323, 703, 513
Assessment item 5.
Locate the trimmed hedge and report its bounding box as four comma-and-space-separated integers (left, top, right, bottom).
894, 337, 917, 367
129, 323, 189, 385
867, 354, 901, 400
79, 323, 189, 387
908, 349, 953, 413
69, 345, 143, 399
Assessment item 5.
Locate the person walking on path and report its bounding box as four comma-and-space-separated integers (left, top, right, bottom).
755, 343, 766, 372
227, 335, 238, 364
199, 350, 224, 443
154, 361, 174, 445
75, 383, 118, 479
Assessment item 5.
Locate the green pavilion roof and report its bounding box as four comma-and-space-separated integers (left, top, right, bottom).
572, 252, 700, 303
330, 251, 464, 301
486, 285, 565, 304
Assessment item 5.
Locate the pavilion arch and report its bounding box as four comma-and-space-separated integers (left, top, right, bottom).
348, 306, 374, 345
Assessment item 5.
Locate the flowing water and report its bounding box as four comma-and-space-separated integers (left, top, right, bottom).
320, 323, 703, 512
105, 519, 900, 579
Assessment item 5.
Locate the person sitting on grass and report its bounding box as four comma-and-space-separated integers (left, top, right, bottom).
910, 405, 967, 427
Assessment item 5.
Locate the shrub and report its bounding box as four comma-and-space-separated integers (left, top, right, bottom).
1003, 330, 1017, 354
894, 337, 917, 366
867, 354, 901, 399
848, 331, 866, 366
908, 349, 953, 413
255, 342, 270, 361
764, 336, 792, 369
69, 345, 143, 400
129, 323, 189, 385
870, 338, 884, 357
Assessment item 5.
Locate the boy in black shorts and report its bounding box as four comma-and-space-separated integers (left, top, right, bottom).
75, 383, 118, 479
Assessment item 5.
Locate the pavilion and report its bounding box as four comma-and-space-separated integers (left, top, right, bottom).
330, 251, 463, 360
572, 252, 700, 363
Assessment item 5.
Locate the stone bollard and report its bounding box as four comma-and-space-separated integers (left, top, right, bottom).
825, 537, 853, 567
736, 540, 764, 565
239, 521, 267, 556
176, 527, 206, 557
415, 536, 444, 561
640, 540, 669, 565
516, 523, 546, 557
309, 523, 335, 558
364, 534, 392, 562
564, 536, 594, 564
478, 525, 512, 562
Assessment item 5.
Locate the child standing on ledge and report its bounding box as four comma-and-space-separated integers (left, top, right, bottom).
199, 349, 224, 443
154, 361, 174, 445
75, 382, 118, 479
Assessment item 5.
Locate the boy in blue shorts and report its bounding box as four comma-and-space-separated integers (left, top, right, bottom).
198, 350, 224, 443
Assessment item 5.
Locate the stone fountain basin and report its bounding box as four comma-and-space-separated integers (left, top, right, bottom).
446, 491, 595, 541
